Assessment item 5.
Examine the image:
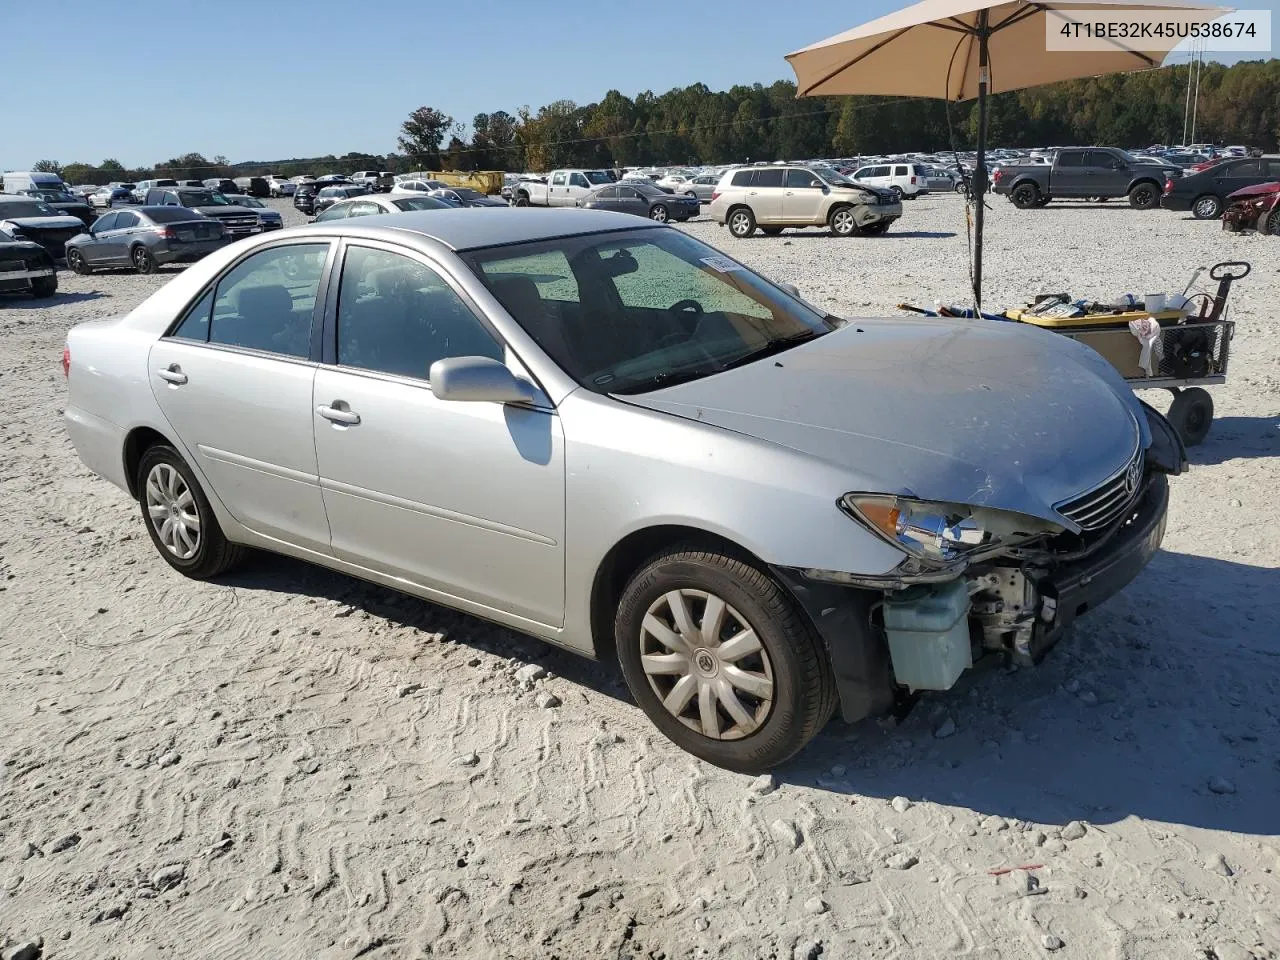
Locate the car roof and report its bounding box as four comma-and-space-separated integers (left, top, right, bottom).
305, 208, 657, 251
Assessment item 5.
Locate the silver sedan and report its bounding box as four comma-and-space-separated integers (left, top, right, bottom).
61, 209, 1184, 771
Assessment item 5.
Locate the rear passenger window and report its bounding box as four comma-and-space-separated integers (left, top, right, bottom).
171, 288, 214, 341
336, 247, 502, 381
207, 243, 329, 358
1056, 152, 1086, 167
730, 170, 756, 187
755, 169, 784, 188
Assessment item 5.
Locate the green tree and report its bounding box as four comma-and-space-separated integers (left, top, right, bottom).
32, 159, 62, 174
398, 106, 453, 171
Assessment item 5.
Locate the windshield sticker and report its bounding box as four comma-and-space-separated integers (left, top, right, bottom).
700, 255, 742, 273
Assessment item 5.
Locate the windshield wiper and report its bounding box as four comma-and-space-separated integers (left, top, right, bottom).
720, 330, 824, 370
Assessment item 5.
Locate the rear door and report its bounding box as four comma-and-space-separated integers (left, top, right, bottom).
311, 240, 566, 625
1213, 159, 1265, 199
1051, 150, 1090, 196
749, 168, 786, 223
148, 240, 336, 554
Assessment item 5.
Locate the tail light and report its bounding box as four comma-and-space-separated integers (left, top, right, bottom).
61, 345, 70, 378
1164, 178, 1174, 194
910, 175, 917, 184
710, 191, 720, 201
152, 226, 176, 239
992, 169, 1005, 184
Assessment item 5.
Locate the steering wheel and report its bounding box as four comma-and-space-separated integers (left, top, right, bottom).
669, 299, 703, 316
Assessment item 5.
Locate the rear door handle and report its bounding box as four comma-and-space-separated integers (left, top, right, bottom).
157, 365, 187, 385
316, 404, 360, 425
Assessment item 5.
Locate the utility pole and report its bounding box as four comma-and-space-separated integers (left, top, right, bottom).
1191, 41, 1204, 145
1182, 48, 1193, 145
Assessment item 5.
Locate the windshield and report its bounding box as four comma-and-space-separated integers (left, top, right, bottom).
0, 200, 60, 218
32, 190, 74, 202
178, 190, 228, 206
461, 228, 836, 395
146, 207, 207, 223
585, 170, 614, 185
392, 196, 450, 211
815, 168, 855, 187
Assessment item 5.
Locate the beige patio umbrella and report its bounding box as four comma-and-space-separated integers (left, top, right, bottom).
786, 0, 1229, 305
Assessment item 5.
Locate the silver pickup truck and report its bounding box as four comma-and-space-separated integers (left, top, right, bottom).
509, 169, 616, 207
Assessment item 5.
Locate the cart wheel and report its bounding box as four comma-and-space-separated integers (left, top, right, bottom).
1167, 387, 1214, 447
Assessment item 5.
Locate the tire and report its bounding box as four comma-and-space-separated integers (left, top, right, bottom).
684, 190, 698, 199
954, 181, 967, 194
137, 444, 247, 579
1128, 182, 1159, 210
131, 245, 157, 274
761, 227, 784, 236
860, 221, 890, 235
828, 205, 859, 237
615, 547, 837, 773
513, 195, 530, 208
31, 275, 57, 298
649, 204, 669, 223
890, 185, 904, 201
1266, 208, 1280, 236
727, 207, 756, 238
67, 248, 91, 275
1010, 183, 1041, 209
1191, 194, 1224, 220
1166, 388, 1214, 447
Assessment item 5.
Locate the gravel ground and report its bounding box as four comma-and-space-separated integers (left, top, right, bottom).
1, 196, 1278, 960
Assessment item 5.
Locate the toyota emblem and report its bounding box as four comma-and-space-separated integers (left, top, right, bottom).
1124, 457, 1141, 494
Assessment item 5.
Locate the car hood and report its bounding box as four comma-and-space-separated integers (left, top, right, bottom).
1228, 180, 1280, 200
622, 318, 1147, 524
0, 214, 86, 231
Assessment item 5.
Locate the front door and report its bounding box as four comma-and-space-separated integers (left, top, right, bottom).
548, 171, 570, 206
1086, 151, 1129, 194
82, 212, 122, 264
615, 185, 649, 216
148, 240, 335, 554
782, 168, 827, 222
311, 241, 566, 627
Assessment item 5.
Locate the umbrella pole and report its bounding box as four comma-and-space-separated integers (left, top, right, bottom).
972, 14, 990, 309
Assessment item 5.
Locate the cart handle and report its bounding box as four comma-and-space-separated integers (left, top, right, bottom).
1210, 261, 1251, 281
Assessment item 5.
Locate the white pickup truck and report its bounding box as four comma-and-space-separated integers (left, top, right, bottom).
509, 169, 616, 207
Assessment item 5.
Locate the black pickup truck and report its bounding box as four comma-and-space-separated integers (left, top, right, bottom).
992, 147, 1180, 210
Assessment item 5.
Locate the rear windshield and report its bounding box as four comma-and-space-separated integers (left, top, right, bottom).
585, 171, 614, 185
146, 207, 207, 223
155, 179, 178, 186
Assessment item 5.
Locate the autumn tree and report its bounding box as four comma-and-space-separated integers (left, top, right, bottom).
398, 106, 453, 171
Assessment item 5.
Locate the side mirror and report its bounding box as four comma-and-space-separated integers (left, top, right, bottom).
429, 356, 535, 405
778, 282, 802, 298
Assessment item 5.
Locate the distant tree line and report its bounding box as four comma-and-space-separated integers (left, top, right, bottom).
25, 58, 1279, 182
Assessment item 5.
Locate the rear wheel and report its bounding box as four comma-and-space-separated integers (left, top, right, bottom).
1266, 208, 1280, 236
31, 276, 57, 298
1192, 194, 1224, 220
67, 248, 91, 275
131, 245, 157, 274
727, 207, 756, 238
137, 444, 247, 579
649, 204, 669, 223
615, 547, 836, 773
1010, 183, 1041, 209
1166, 388, 1214, 446
1128, 182, 1159, 210
829, 205, 859, 237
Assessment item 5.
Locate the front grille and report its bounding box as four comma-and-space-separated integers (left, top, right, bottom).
211, 214, 259, 233
1056, 448, 1145, 530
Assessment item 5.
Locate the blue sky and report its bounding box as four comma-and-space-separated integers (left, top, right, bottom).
5, 0, 1276, 170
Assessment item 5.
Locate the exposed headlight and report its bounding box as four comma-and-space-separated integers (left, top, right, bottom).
840, 494, 1060, 566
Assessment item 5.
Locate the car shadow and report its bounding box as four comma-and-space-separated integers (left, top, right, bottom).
1187, 415, 1280, 464
220, 553, 629, 703
770, 230, 957, 241
778, 548, 1280, 836
2, 291, 106, 307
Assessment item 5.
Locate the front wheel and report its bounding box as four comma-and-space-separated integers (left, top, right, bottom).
131, 245, 157, 274
1128, 183, 1159, 210
513, 195, 530, 207
67, 248, 91, 275
137, 444, 247, 578
31, 276, 57, 298
1192, 195, 1224, 220
649, 204, 669, 223
615, 547, 836, 773
1266, 208, 1280, 236
829, 205, 859, 236
727, 207, 756, 238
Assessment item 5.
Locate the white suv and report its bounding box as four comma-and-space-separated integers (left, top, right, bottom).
850, 162, 931, 199
707, 165, 901, 238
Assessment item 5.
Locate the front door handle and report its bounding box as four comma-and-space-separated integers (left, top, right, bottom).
157, 365, 187, 385
316, 404, 360, 425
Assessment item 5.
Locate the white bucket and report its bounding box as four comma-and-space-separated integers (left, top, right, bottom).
1145, 293, 1167, 313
